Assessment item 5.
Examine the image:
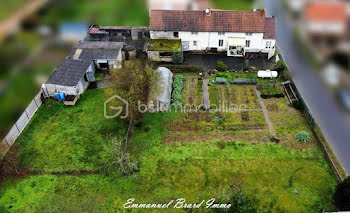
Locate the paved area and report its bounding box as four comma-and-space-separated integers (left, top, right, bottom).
255, 86, 276, 137
264, 0, 350, 175
184, 53, 276, 70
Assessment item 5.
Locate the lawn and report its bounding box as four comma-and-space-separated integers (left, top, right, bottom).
0, 88, 338, 212
41, 0, 149, 26
0, 0, 30, 21
212, 0, 253, 10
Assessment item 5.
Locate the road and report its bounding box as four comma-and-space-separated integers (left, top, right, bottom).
263, 0, 350, 175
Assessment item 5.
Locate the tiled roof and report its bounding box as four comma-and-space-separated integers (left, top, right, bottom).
264, 18, 276, 39
306, 2, 347, 22
149, 9, 266, 32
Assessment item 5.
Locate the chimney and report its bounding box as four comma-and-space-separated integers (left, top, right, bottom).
260, 9, 265, 17
205, 8, 211, 16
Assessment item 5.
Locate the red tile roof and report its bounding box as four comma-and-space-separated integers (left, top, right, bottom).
306, 2, 347, 22
264, 18, 276, 39
149, 9, 268, 33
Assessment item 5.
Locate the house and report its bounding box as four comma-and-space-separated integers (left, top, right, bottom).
304, 2, 347, 39
149, 9, 276, 59
147, 0, 211, 10
42, 41, 124, 104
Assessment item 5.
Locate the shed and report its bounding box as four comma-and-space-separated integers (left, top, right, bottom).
148, 67, 173, 111
42, 41, 124, 104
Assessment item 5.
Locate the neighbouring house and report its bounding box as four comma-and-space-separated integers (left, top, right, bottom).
146, 39, 182, 62
42, 41, 124, 105
85, 26, 149, 42
148, 67, 173, 111
147, 0, 211, 10
149, 9, 277, 59
304, 2, 347, 40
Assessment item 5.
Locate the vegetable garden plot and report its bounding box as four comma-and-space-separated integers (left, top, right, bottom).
164, 84, 269, 143
209, 85, 260, 109
181, 76, 203, 106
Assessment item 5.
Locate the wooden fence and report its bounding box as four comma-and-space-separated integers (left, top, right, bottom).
0, 91, 43, 159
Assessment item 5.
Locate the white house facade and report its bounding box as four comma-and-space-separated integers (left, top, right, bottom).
149, 9, 276, 58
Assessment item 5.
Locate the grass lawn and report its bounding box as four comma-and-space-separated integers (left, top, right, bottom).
41, 0, 149, 26
0, 0, 30, 21
212, 0, 253, 10
0, 89, 338, 212
264, 98, 319, 150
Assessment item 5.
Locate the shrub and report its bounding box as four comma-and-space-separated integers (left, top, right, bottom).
275, 60, 288, 73
213, 116, 224, 125
172, 51, 183, 64
172, 75, 184, 107
230, 78, 258, 85
334, 176, 350, 211
216, 60, 228, 72
291, 100, 305, 112
295, 131, 310, 143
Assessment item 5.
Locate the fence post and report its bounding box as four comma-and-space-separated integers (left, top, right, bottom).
14, 123, 20, 133
24, 110, 29, 119
33, 97, 38, 107
4, 138, 10, 147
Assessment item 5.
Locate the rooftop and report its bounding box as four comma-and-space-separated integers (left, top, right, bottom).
149, 9, 269, 33
46, 41, 124, 86
306, 2, 347, 22
147, 39, 181, 51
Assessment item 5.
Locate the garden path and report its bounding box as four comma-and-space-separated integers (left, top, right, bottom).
255, 86, 276, 137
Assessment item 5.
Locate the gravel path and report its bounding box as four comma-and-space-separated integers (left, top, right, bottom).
202, 77, 210, 110
255, 86, 276, 137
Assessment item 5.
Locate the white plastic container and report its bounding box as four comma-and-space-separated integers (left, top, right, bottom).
257, 69, 278, 78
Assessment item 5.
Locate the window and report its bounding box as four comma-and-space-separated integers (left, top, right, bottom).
160, 52, 172, 57
245, 40, 250, 48
193, 40, 197, 46
219, 39, 224, 47
191, 32, 198, 35
173, 32, 179, 38
218, 32, 225, 35
265, 41, 272, 49
246, 32, 252, 36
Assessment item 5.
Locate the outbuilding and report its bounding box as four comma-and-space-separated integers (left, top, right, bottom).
42, 41, 124, 105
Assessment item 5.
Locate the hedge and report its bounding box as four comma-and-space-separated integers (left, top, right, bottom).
162, 64, 205, 73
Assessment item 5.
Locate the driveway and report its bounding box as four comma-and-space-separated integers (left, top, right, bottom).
264, 0, 350, 175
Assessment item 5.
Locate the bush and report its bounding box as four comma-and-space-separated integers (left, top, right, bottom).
334, 176, 350, 211
216, 60, 228, 72
275, 60, 288, 73
295, 131, 310, 143
172, 51, 183, 64
291, 100, 305, 111
172, 75, 184, 107
213, 116, 224, 125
